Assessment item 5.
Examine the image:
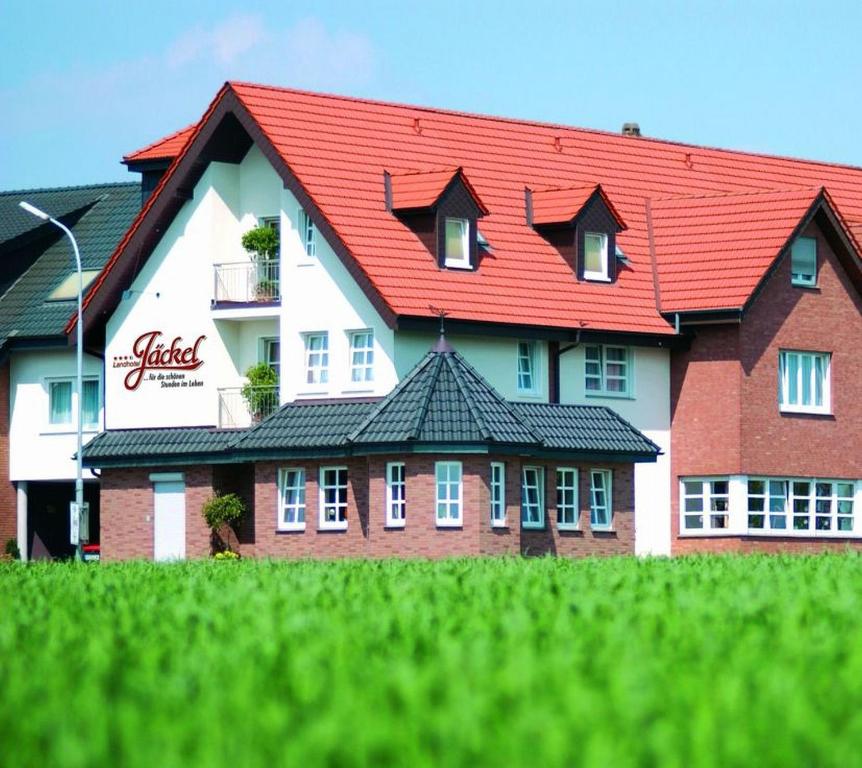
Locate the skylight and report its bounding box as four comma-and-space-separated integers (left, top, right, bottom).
47, 270, 101, 301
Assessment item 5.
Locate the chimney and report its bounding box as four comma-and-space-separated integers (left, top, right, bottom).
621, 122, 641, 137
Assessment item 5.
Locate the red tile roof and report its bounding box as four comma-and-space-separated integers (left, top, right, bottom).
389, 167, 488, 214
101, 82, 862, 336
123, 125, 196, 163
531, 184, 626, 228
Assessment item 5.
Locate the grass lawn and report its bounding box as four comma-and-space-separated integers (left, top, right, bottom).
2, 554, 862, 767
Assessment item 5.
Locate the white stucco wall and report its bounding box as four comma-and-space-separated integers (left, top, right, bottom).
9, 349, 103, 481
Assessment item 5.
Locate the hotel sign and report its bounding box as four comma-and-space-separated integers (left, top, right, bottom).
112, 330, 206, 391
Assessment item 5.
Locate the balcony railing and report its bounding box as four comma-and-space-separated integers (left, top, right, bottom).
213, 259, 280, 305
218, 386, 279, 428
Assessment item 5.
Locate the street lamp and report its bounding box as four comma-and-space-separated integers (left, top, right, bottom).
19, 201, 85, 561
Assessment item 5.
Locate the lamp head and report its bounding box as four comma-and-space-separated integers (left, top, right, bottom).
19, 201, 50, 221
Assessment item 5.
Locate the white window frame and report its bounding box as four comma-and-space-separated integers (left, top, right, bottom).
319, 466, 348, 530
589, 469, 613, 530
584, 345, 632, 398
302, 332, 329, 388
261, 336, 280, 382
277, 468, 306, 531
521, 466, 545, 529
583, 231, 609, 281
556, 468, 579, 530
778, 350, 830, 415
298, 207, 316, 259
348, 329, 374, 386
443, 217, 471, 269
435, 461, 463, 527
490, 462, 506, 528
46, 376, 101, 432
517, 341, 538, 394
680, 477, 731, 534
790, 236, 817, 287
385, 462, 406, 528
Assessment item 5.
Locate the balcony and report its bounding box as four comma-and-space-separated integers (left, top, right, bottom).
218, 386, 279, 428
212, 260, 280, 317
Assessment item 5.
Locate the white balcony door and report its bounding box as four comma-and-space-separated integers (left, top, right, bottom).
153, 481, 186, 561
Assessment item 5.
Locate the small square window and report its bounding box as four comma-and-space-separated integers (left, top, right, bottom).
791, 236, 816, 287
583, 232, 609, 281
444, 218, 471, 269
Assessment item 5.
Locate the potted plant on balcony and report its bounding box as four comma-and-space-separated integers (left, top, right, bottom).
241, 363, 278, 423
240, 225, 279, 301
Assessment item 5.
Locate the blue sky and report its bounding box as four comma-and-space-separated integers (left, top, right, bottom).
2, 0, 861, 190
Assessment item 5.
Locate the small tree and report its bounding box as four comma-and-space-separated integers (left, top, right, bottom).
242, 363, 278, 422
202, 493, 246, 555
241, 226, 278, 261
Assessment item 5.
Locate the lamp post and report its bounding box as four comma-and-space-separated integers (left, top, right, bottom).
19, 201, 85, 561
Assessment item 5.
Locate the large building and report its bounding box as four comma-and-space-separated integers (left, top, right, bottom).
63, 81, 861, 560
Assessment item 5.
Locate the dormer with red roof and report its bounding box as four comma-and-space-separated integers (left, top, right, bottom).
528, 184, 627, 282
387, 167, 488, 271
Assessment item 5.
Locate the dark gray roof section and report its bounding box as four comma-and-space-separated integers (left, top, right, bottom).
83, 348, 661, 468
0, 182, 140, 348
82, 427, 240, 463
511, 402, 661, 455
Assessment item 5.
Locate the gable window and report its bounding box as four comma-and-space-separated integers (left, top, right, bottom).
277, 468, 306, 531
778, 350, 830, 414
585, 345, 631, 396
435, 461, 463, 527
583, 232, 609, 281
490, 462, 506, 527
349, 330, 374, 384
49, 378, 100, 429
791, 236, 817, 287
386, 462, 406, 527
319, 467, 348, 530
303, 332, 329, 386
521, 466, 545, 529
681, 478, 730, 532
589, 470, 613, 530
443, 218, 471, 269
556, 468, 578, 530
298, 208, 316, 258
517, 341, 537, 393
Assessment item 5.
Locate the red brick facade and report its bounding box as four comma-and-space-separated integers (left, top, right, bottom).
98, 456, 635, 561
671, 220, 862, 554
0, 362, 17, 547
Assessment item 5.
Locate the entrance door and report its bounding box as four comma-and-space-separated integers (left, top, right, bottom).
153, 481, 186, 561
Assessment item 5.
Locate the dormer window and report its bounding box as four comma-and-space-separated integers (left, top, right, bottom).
444, 218, 471, 269
583, 232, 609, 281
791, 236, 816, 287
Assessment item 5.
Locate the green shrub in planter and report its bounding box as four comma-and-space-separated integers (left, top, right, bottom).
242, 363, 278, 421
241, 226, 278, 261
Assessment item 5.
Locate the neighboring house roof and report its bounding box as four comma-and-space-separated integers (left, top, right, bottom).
122, 125, 196, 164
82, 342, 660, 467
94, 82, 862, 340
0, 182, 140, 350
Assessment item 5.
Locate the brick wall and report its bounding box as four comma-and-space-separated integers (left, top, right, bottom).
101, 455, 637, 561
0, 362, 16, 546
670, 218, 862, 554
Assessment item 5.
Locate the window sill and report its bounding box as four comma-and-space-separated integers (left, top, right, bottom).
318, 523, 348, 532
515, 391, 544, 400
779, 406, 832, 417
583, 274, 612, 283
491, 521, 509, 530
342, 386, 374, 395
590, 526, 615, 534
584, 391, 634, 401
557, 524, 581, 532
295, 259, 317, 268
384, 522, 406, 530
296, 389, 330, 398
276, 525, 306, 534
443, 261, 472, 271
435, 521, 463, 529
522, 522, 546, 530
791, 279, 818, 289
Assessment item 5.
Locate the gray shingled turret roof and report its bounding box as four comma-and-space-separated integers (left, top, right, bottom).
0, 182, 140, 349
82, 341, 661, 468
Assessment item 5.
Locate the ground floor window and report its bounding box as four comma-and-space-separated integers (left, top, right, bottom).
319, 467, 348, 530
589, 470, 613, 530
682, 478, 730, 532
490, 462, 506, 527
435, 462, 462, 527
386, 462, 406, 527
521, 466, 544, 529
556, 468, 578, 530
278, 468, 306, 530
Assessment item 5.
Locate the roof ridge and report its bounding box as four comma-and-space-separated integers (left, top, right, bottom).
227, 80, 862, 174
0, 181, 139, 197
408, 354, 444, 440
651, 184, 823, 203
